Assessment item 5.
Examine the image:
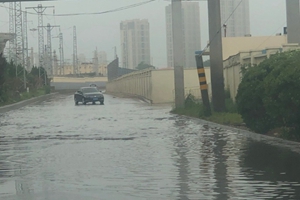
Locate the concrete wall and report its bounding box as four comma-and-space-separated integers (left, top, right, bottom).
107, 36, 300, 104
106, 68, 211, 104
206, 35, 288, 60
151, 68, 211, 103
107, 57, 136, 81
51, 76, 107, 90
106, 69, 152, 101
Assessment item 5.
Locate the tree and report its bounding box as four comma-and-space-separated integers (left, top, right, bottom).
0, 53, 6, 87
203, 59, 210, 67
236, 50, 300, 139
0, 54, 47, 103
136, 62, 155, 70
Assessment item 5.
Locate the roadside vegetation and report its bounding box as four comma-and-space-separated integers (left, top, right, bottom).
0, 53, 51, 106
172, 50, 300, 142
172, 91, 244, 127
136, 62, 155, 70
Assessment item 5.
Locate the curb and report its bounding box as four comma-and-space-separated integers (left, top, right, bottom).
0, 93, 58, 114
172, 114, 300, 154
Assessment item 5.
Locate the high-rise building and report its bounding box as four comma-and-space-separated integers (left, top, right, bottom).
120, 19, 151, 69
220, 0, 250, 37
166, 2, 201, 68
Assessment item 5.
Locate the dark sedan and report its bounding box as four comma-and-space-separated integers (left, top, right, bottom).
74, 87, 104, 105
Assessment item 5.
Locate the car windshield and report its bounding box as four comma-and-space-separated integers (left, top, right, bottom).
82, 87, 98, 93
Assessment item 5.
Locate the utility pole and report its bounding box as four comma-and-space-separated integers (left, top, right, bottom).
59, 32, 64, 75
195, 53, 211, 116
208, 0, 226, 112
223, 24, 227, 37
14, 2, 26, 89
30, 47, 34, 70
53, 50, 58, 75
172, 0, 185, 108
23, 11, 29, 71
114, 46, 117, 59
53, 31, 64, 75
26, 5, 54, 85
73, 26, 78, 75
39, 23, 59, 77
93, 48, 99, 76
43, 45, 48, 85
286, 0, 300, 44
9, 2, 15, 63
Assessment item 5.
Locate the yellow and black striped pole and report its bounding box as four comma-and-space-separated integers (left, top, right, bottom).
195, 53, 211, 116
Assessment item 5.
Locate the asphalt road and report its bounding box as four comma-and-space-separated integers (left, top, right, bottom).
0, 93, 300, 200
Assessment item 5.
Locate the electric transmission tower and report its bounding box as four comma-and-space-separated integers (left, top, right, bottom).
14, 2, 26, 89
53, 50, 58, 75
23, 11, 29, 71
73, 26, 78, 75
26, 4, 54, 85
53, 31, 65, 75
39, 23, 59, 77
9, 2, 15, 63
93, 48, 99, 76
59, 32, 64, 75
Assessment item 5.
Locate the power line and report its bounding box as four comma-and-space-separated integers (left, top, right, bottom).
255, 21, 286, 50
47, 0, 156, 17
0, 0, 156, 17
200, 0, 244, 56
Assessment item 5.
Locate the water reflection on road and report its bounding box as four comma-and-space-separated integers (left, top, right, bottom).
0, 94, 300, 200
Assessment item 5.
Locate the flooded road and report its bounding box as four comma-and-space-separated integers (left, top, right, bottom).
0, 94, 300, 200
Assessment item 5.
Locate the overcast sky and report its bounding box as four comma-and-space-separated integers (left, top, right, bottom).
0, 0, 287, 68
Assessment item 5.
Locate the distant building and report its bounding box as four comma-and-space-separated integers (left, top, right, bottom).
120, 19, 151, 69
80, 62, 94, 74
78, 53, 86, 64
220, 0, 250, 37
98, 51, 107, 65
166, 2, 201, 68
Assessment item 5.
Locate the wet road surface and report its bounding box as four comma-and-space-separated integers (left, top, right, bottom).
1, 94, 300, 200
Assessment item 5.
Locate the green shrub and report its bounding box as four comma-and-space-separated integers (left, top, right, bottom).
172, 94, 243, 126
44, 86, 51, 94
236, 50, 300, 137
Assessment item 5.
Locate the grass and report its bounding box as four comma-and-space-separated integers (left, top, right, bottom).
171, 94, 244, 127
172, 94, 300, 142
0, 87, 49, 107
205, 112, 243, 126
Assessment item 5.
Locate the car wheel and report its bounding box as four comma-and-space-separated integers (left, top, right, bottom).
92, 102, 96, 105
75, 101, 78, 105
100, 101, 104, 105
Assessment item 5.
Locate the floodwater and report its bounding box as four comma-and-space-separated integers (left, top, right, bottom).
0, 94, 300, 200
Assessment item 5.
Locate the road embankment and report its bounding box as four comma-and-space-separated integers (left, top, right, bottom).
0, 93, 58, 114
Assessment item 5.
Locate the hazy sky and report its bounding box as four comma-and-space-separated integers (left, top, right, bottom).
0, 0, 287, 68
